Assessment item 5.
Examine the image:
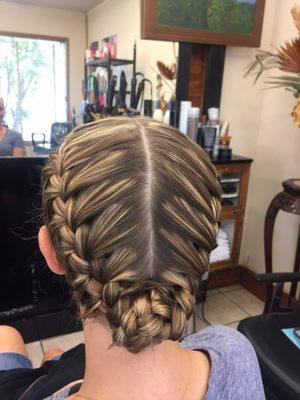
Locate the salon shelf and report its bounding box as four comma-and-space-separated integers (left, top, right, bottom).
84, 44, 137, 103
212, 154, 253, 165
212, 157, 253, 271
221, 193, 239, 198
86, 58, 134, 68
220, 178, 240, 183
113, 90, 132, 95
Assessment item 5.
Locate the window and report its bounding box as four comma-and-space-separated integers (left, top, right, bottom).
0, 34, 67, 141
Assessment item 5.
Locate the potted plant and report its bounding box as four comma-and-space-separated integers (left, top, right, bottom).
245, 4, 300, 125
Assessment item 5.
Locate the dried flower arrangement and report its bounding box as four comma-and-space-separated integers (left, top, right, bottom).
153, 43, 178, 111
245, 4, 300, 125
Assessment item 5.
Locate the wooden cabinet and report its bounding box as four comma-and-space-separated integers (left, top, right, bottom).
211, 155, 252, 270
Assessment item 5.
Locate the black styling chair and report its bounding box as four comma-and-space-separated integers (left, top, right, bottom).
238, 272, 300, 400
32, 122, 72, 154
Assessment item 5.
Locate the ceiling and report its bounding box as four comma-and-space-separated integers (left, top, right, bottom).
4, 0, 105, 12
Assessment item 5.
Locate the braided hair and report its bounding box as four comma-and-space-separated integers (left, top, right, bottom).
42, 117, 221, 353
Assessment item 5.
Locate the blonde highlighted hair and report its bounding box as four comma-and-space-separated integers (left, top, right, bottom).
42, 117, 221, 353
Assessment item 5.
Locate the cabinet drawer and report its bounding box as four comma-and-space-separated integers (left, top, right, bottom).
220, 205, 242, 220
216, 163, 249, 175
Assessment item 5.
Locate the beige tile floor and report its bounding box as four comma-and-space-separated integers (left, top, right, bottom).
25, 284, 264, 368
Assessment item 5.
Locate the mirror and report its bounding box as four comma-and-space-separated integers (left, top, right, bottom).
0, 1, 176, 158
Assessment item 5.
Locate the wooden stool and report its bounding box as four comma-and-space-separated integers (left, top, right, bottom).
264, 179, 300, 313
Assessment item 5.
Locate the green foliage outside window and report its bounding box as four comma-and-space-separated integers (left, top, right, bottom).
0, 38, 46, 133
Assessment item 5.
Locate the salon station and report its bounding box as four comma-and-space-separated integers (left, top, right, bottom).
0, 1, 299, 399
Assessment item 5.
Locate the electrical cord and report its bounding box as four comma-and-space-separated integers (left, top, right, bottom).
196, 299, 211, 327
192, 308, 209, 334
192, 287, 211, 333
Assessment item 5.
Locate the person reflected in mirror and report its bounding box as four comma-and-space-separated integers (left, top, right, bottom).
0, 98, 26, 157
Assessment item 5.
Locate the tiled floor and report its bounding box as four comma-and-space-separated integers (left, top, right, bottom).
25, 284, 264, 368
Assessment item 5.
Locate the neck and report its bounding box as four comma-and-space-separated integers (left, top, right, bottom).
79, 316, 192, 400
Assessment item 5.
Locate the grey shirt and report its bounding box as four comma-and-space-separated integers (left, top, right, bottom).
0, 129, 25, 156
44, 325, 266, 400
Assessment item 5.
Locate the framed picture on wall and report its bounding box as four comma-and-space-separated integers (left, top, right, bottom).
141, 0, 266, 47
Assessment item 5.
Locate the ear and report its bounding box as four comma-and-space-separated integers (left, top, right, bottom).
38, 225, 65, 275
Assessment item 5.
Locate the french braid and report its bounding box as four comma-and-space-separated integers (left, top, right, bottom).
42, 117, 221, 353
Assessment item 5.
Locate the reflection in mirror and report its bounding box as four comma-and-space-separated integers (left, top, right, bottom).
0, 97, 26, 157
0, 34, 67, 158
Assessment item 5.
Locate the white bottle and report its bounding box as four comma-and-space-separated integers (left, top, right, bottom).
179, 101, 192, 134
208, 107, 219, 121
152, 101, 164, 122
164, 109, 171, 125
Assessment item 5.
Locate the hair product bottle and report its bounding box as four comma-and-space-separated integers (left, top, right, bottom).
169, 100, 179, 127
179, 101, 192, 134
163, 102, 171, 125
187, 107, 200, 141
207, 108, 220, 159
152, 101, 164, 122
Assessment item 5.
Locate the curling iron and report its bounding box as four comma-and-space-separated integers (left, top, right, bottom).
106, 75, 117, 114
134, 79, 153, 110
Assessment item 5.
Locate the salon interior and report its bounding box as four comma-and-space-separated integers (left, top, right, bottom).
0, 0, 299, 399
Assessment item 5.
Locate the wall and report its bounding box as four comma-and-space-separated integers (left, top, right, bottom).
236, 0, 300, 274
88, 0, 177, 101
0, 1, 86, 115
88, 0, 300, 275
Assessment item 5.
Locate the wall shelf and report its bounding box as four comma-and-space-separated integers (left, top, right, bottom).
86, 58, 134, 68
222, 193, 239, 199
84, 45, 137, 104
220, 178, 240, 183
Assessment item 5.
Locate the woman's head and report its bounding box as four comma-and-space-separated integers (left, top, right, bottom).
40, 117, 221, 353
0, 98, 5, 123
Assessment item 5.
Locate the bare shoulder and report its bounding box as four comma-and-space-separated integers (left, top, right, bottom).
189, 349, 211, 400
